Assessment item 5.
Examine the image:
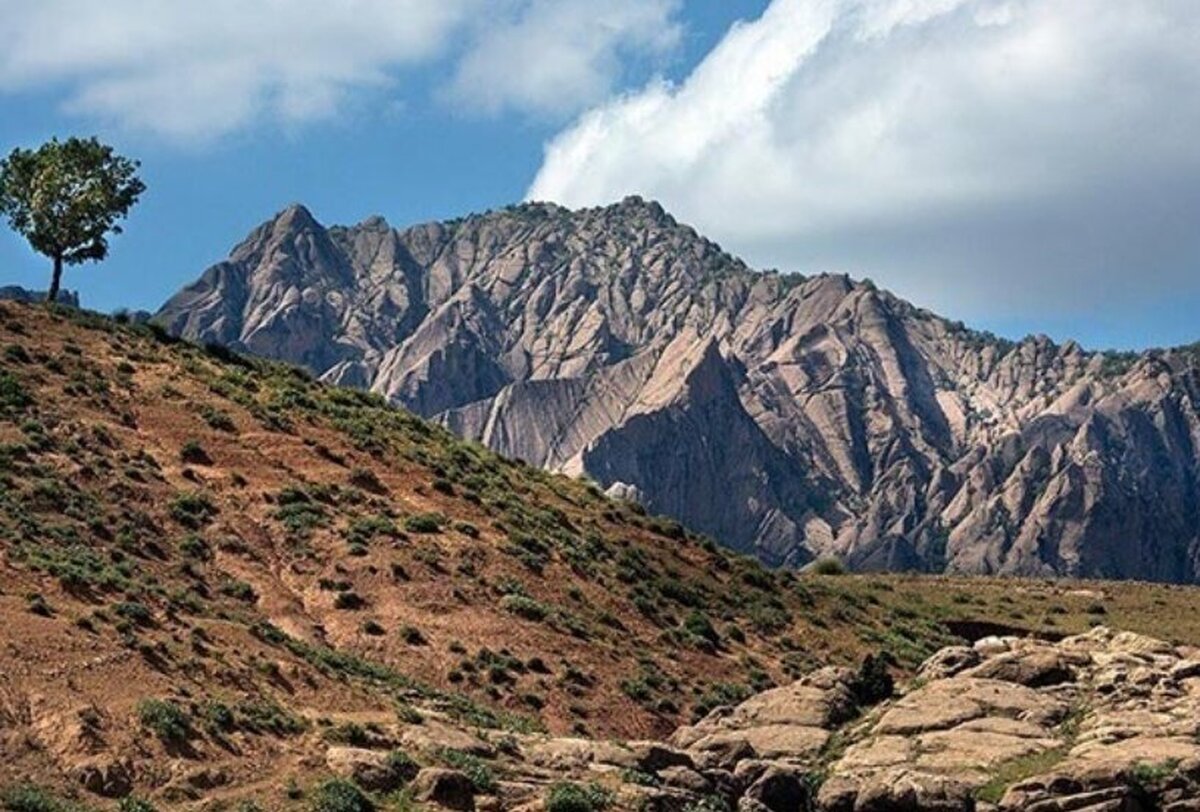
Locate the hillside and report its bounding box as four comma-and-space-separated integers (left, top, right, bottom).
6, 302, 1200, 810
157, 198, 1200, 582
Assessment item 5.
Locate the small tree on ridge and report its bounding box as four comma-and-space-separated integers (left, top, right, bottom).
0, 136, 145, 302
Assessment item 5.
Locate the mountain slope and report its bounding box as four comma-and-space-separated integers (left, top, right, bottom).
158, 199, 1200, 580
9, 302, 1200, 809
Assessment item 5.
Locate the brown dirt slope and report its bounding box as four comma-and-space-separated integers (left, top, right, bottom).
3, 301, 1200, 810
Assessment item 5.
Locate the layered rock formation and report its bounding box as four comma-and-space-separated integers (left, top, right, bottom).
346, 625, 1200, 812
157, 199, 1200, 578
511, 626, 1200, 811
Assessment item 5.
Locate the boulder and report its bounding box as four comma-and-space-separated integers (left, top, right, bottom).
658, 765, 713, 794
966, 649, 1075, 688
917, 646, 981, 681
325, 746, 416, 792
819, 767, 975, 811
73, 757, 133, 798
411, 768, 476, 811
743, 765, 811, 812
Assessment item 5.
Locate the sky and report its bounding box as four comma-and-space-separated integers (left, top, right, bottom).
0, 0, 1198, 351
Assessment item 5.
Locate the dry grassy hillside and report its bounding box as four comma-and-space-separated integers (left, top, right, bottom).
3, 301, 1200, 810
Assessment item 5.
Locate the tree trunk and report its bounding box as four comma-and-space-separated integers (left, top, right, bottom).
47, 255, 63, 303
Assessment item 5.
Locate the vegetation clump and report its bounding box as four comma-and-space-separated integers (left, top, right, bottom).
137, 698, 191, 744
850, 653, 894, 705
545, 782, 613, 812
169, 491, 217, 529
811, 557, 847, 576
308, 779, 374, 812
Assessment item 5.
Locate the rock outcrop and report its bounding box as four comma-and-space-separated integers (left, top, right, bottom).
484, 626, 1200, 811
157, 199, 1200, 579
0, 285, 79, 307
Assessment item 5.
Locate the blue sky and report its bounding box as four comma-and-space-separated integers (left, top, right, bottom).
2, 0, 1198, 350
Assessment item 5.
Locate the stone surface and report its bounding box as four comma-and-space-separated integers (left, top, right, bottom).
813, 626, 1200, 811
325, 746, 415, 792
411, 768, 477, 811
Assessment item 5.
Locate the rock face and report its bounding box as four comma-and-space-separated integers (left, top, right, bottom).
813, 627, 1200, 811
157, 199, 1200, 578
447, 625, 1200, 811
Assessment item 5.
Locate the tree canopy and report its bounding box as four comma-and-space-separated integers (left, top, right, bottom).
0, 136, 145, 302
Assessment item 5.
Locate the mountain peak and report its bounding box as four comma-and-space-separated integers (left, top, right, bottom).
272, 202, 320, 231
608, 194, 672, 223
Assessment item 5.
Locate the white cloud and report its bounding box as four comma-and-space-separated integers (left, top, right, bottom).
449, 0, 682, 117
0, 0, 682, 141
529, 0, 1200, 325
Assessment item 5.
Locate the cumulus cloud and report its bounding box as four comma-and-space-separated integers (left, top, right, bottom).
0, 0, 682, 141
529, 0, 1200, 326
449, 0, 682, 117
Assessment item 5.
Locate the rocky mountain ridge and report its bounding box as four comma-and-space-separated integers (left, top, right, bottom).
157, 199, 1200, 580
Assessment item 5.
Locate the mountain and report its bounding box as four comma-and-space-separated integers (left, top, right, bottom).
157, 199, 1200, 581
0, 284, 80, 307
6, 301, 1200, 810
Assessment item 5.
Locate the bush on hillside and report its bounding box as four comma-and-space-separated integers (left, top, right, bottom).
545, 782, 613, 812
811, 557, 847, 576
309, 779, 374, 812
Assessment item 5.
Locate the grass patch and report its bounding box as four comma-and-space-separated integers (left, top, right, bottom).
974, 747, 1068, 803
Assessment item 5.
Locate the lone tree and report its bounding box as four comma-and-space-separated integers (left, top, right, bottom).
0, 136, 145, 303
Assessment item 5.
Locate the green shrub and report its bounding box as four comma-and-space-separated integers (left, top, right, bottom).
334, 591, 366, 610
0, 371, 31, 415
200, 700, 236, 733
274, 489, 328, 537
385, 751, 420, 786
308, 779, 374, 812
200, 405, 236, 432
545, 782, 613, 812
117, 799, 157, 812
137, 698, 191, 744
235, 699, 307, 736
437, 749, 496, 793
850, 653, 893, 705
25, 594, 52, 617
683, 610, 720, 646
348, 467, 386, 493
501, 594, 550, 622
0, 784, 69, 812
179, 534, 212, 561
170, 492, 217, 528
323, 722, 370, 746
219, 579, 257, 602
404, 513, 443, 534
811, 557, 847, 576
3, 344, 30, 364
344, 515, 398, 547
114, 601, 153, 626
180, 440, 210, 465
